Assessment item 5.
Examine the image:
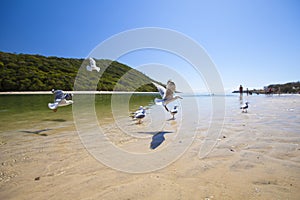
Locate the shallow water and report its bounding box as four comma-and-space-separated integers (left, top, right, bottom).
0, 93, 299, 143
0, 93, 299, 139
0, 93, 300, 199
0, 94, 156, 131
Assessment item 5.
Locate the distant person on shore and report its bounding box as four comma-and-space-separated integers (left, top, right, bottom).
239, 85, 243, 95
267, 87, 273, 95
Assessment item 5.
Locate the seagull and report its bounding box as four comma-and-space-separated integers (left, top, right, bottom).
152, 80, 183, 112
130, 106, 144, 118
240, 101, 249, 113
86, 57, 100, 72
48, 89, 73, 112
133, 106, 146, 124
170, 105, 179, 119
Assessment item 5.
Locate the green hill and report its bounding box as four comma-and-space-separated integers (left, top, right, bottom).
0, 52, 157, 92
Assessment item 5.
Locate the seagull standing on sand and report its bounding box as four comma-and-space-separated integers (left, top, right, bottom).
86, 57, 100, 72
240, 101, 249, 113
170, 105, 179, 119
152, 80, 183, 112
48, 89, 73, 112
130, 106, 144, 118
133, 106, 146, 124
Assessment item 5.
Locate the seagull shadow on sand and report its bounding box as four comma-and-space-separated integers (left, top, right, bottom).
138, 131, 173, 149
20, 128, 52, 136
43, 119, 67, 122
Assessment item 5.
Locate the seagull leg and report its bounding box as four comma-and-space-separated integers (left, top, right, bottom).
164, 105, 169, 112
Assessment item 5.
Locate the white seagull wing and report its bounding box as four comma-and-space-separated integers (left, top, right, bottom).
90, 58, 100, 72
164, 80, 176, 99
95, 66, 100, 72
48, 95, 62, 110
152, 82, 166, 98
166, 80, 176, 92
54, 90, 64, 100
48, 102, 59, 110
89, 58, 96, 67
86, 65, 92, 71
164, 88, 174, 100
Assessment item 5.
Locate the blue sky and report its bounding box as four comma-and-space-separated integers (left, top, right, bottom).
1, 0, 299, 92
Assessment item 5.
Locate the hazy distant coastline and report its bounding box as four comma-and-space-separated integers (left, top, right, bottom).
232, 81, 300, 94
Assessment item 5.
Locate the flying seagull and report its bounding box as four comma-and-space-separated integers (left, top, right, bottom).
240, 101, 249, 113
152, 80, 182, 112
48, 89, 73, 112
86, 57, 100, 72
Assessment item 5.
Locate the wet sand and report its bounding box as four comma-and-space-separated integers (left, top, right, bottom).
0, 94, 299, 199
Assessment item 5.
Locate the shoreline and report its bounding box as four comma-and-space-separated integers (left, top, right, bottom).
0, 91, 299, 96
0, 91, 159, 95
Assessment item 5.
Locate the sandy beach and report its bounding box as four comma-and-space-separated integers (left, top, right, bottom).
0, 94, 299, 199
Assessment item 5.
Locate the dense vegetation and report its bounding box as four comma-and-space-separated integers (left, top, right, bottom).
0, 52, 157, 92
233, 82, 300, 94
266, 81, 300, 94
